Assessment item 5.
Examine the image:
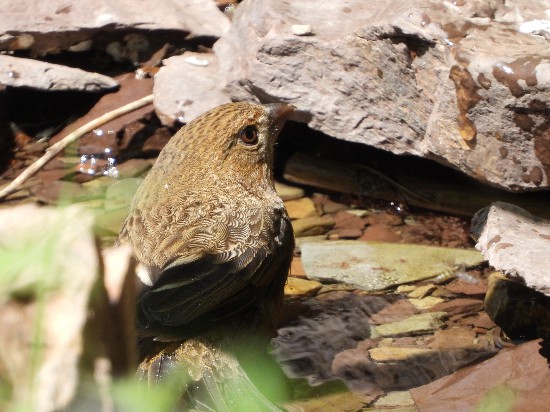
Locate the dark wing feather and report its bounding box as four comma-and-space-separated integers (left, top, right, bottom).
137, 213, 293, 338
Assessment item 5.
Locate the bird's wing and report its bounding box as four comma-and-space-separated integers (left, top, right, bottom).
137, 208, 293, 335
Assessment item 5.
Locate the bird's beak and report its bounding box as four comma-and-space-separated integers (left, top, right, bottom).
266, 103, 295, 124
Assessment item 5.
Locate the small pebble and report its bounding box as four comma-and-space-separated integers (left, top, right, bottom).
184, 56, 209, 67
292, 24, 313, 36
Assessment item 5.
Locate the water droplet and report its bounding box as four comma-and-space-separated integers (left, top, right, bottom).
457, 271, 478, 283
495, 62, 514, 75
7, 70, 19, 79
224, 3, 236, 18
105, 166, 119, 178
79, 153, 119, 178
93, 129, 104, 136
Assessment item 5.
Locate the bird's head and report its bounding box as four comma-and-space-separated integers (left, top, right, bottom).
171, 102, 295, 194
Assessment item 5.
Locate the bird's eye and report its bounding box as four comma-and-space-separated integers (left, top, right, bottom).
240, 125, 259, 145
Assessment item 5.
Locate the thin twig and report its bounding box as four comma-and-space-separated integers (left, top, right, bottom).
0, 94, 155, 200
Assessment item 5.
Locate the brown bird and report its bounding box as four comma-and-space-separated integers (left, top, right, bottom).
118, 102, 295, 410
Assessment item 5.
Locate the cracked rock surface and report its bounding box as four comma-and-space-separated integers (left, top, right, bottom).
155, 0, 550, 190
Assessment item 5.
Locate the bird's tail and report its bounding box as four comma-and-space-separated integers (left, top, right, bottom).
138, 338, 286, 412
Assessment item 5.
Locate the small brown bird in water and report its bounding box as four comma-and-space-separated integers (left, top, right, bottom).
119, 102, 295, 410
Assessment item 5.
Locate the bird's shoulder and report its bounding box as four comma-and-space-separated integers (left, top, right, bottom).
120, 195, 290, 270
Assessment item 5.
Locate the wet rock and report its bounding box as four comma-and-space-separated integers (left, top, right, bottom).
369, 347, 438, 362
272, 294, 381, 386
408, 284, 436, 299
284, 197, 319, 220
365, 212, 404, 227
284, 277, 322, 297
158, 0, 550, 190
360, 224, 402, 243
430, 286, 457, 299
275, 182, 305, 201
300, 240, 484, 291
395, 285, 416, 294
359, 212, 406, 242
139, 126, 172, 155
0, 55, 118, 92
444, 273, 488, 296
431, 298, 484, 317
329, 210, 368, 239
429, 328, 478, 351
484, 272, 550, 340
333, 333, 493, 393
409, 296, 445, 310
373, 391, 415, 409
316, 197, 349, 214
331, 228, 363, 240
290, 256, 307, 277
0, 0, 229, 54
333, 211, 367, 230
374, 312, 447, 337
399, 215, 471, 247
464, 312, 496, 331
51, 73, 154, 177
56, 74, 152, 129
472, 202, 550, 297
292, 215, 335, 237
369, 299, 419, 325
346, 209, 371, 218
285, 384, 374, 412
283, 150, 550, 221
410, 339, 550, 412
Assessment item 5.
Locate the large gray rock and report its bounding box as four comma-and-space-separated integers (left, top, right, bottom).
472, 202, 550, 297
0, 55, 118, 92
0, 0, 229, 54
155, 0, 550, 190
153, 52, 231, 125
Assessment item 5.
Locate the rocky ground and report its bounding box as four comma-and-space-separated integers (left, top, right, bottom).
2, 98, 550, 410
2, 0, 550, 411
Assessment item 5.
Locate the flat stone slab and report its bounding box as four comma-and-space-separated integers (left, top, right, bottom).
300, 240, 484, 291
369, 347, 438, 362
0, 55, 118, 92
374, 312, 447, 337
410, 339, 550, 411
472, 201, 550, 296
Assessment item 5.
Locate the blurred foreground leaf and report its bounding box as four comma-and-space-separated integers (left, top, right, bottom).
0, 204, 98, 411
